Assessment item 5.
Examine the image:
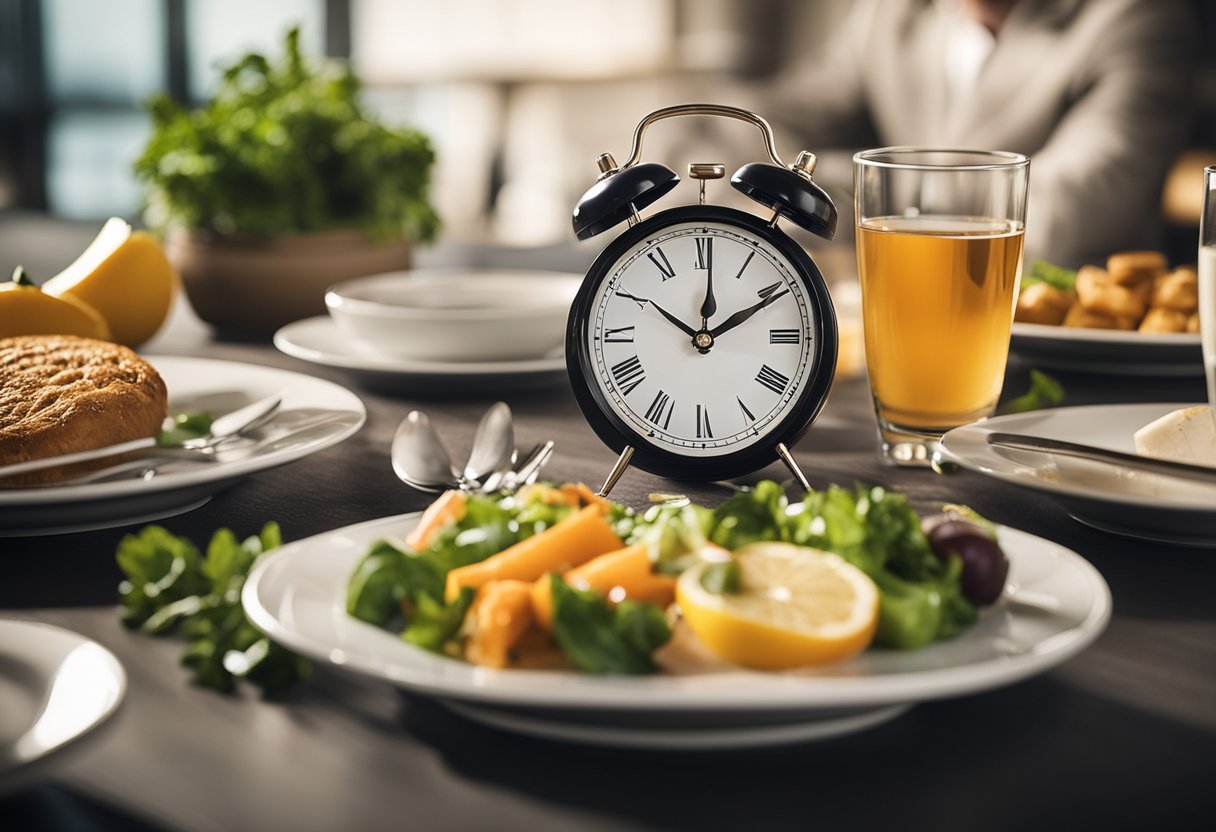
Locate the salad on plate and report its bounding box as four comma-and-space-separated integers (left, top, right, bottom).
345, 481, 1009, 675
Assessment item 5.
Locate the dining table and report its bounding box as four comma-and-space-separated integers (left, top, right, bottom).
2, 257, 1215, 832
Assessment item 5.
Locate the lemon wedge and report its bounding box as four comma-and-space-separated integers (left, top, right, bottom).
676, 542, 879, 670
42, 217, 176, 346
0, 267, 110, 340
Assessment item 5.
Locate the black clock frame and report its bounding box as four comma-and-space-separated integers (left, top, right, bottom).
566, 204, 839, 481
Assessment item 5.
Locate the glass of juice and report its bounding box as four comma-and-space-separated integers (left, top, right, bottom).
1200, 165, 1215, 420
853, 147, 1029, 466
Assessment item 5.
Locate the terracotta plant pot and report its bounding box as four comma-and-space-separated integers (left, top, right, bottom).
167, 229, 412, 335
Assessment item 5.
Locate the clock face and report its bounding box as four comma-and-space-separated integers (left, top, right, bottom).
568, 205, 837, 478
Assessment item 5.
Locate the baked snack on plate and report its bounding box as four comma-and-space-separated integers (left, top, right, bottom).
0, 334, 168, 486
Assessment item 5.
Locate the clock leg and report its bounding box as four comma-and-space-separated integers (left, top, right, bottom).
596, 445, 635, 498
775, 442, 812, 495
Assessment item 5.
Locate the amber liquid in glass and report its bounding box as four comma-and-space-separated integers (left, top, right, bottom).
858, 216, 1024, 432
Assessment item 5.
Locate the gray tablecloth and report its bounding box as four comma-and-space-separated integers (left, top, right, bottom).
2, 296, 1213, 832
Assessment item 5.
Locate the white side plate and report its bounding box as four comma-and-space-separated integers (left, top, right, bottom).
941, 402, 1216, 545
0, 620, 126, 795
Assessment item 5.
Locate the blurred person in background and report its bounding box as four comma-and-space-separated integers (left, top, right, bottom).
753, 0, 1197, 267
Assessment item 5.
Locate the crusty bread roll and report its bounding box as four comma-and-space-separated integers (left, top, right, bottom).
0, 335, 168, 486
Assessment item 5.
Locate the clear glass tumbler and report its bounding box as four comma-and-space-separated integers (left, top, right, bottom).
853, 148, 1030, 466
1201, 166, 1216, 416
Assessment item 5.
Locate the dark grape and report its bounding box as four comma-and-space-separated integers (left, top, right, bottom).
926, 519, 1009, 605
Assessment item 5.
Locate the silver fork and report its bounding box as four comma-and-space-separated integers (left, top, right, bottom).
55, 395, 283, 486
487, 440, 555, 492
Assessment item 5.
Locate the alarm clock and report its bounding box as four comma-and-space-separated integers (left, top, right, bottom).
566, 104, 839, 495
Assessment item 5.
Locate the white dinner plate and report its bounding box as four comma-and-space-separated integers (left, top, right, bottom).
1010, 322, 1201, 376
0, 620, 126, 795
0, 356, 365, 536
940, 403, 1216, 545
243, 512, 1110, 743
274, 317, 569, 391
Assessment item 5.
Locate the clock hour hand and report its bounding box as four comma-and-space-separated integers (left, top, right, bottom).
614, 289, 698, 337
709, 288, 790, 338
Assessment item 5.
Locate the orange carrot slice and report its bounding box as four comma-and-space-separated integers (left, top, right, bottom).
405, 490, 467, 551
464, 580, 537, 669
531, 543, 677, 629
444, 504, 622, 602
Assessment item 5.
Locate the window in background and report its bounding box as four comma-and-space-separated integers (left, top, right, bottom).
42, 0, 164, 219
39, 0, 326, 221
43, 0, 165, 103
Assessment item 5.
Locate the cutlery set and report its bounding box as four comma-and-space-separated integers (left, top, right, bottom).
391, 402, 553, 494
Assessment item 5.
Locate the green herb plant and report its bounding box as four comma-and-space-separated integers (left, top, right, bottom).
135, 27, 439, 242
117, 522, 309, 693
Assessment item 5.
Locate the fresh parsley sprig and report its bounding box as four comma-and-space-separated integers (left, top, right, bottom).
117, 522, 309, 693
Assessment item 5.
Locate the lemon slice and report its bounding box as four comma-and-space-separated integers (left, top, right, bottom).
42, 217, 176, 346
0, 278, 111, 340
676, 542, 879, 670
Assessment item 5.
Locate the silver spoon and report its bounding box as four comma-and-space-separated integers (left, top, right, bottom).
391, 411, 460, 492
462, 402, 515, 489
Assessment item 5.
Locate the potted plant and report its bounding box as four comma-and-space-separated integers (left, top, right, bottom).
135, 27, 439, 334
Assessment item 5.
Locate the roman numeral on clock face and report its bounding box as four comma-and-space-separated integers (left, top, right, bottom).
733, 250, 755, 280
694, 237, 712, 271
769, 328, 800, 344
647, 247, 676, 281
695, 404, 713, 439
603, 325, 635, 343
755, 364, 790, 395
614, 289, 647, 310
736, 396, 756, 423
757, 281, 783, 300
644, 389, 675, 429
610, 355, 645, 395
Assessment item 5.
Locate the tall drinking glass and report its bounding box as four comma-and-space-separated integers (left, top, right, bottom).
1201, 166, 1216, 422
853, 148, 1029, 465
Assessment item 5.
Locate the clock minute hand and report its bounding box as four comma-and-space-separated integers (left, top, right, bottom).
615, 289, 698, 337
699, 269, 716, 323
709, 288, 790, 339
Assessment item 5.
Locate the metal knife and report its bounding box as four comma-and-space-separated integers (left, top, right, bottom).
986, 431, 1216, 485
0, 395, 282, 480
0, 437, 165, 480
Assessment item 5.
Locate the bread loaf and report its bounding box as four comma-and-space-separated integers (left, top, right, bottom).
0, 335, 168, 486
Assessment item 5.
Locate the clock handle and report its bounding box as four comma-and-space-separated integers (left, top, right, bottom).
618, 104, 787, 171
775, 443, 812, 495
596, 445, 635, 498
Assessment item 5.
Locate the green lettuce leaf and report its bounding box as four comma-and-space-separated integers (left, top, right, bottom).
549, 575, 671, 675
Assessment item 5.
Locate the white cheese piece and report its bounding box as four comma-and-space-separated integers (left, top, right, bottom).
1133, 406, 1216, 467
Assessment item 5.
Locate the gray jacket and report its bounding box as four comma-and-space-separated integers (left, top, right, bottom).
760, 0, 1196, 267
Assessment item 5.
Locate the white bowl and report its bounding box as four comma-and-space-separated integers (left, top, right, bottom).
325, 269, 581, 362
